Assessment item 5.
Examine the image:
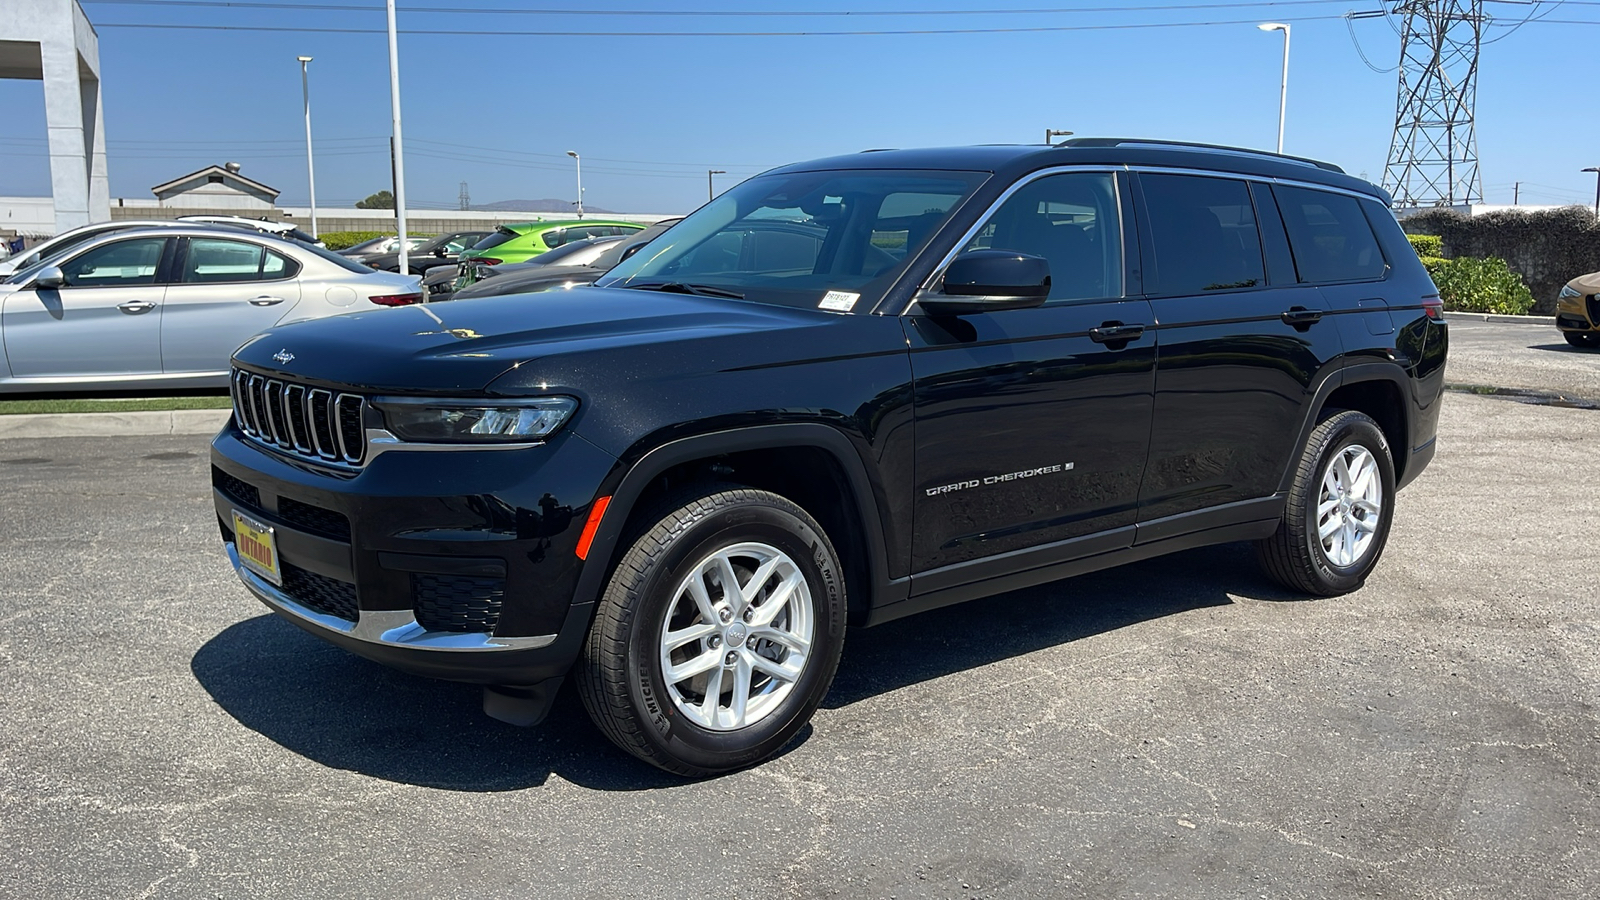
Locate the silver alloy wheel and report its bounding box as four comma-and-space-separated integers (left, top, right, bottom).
657, 541, 814, 731
1317, 443, 1384, 567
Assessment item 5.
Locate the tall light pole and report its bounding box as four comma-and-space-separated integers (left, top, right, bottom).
707, 169, 725, 202
384, 0, 410, 274
566, 150, 583, 219
1258, 22, 1290, 154
297, 56, 318, 239
1045, 129, 1073, 146
1585, 168, 1600, 222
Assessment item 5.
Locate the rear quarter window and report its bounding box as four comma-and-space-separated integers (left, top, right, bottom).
1274, 185, 1387, 284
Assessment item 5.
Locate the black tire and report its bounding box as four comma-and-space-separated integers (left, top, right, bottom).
576, 485, 847, 776
1257, 410, 1396, 596
1564, 332, 1599, 349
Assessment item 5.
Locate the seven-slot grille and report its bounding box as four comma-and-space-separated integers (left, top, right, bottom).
231, 368, 366, 465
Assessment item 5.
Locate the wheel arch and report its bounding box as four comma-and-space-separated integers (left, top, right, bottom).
1280, 363, 1414, 494
571, 424, 895, 625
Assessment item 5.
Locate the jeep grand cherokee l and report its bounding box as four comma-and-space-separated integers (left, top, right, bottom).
211, 139, 1448, 776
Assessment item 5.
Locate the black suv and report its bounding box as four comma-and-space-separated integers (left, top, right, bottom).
211, 139, 1448, 775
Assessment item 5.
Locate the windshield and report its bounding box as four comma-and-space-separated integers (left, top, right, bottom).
298, 240, 386, 274
471, 228, 520, 252
597, 169, 985, 311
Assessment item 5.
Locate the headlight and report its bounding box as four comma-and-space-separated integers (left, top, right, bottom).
374, 397, 577, 443
1559, 284, 1582, 300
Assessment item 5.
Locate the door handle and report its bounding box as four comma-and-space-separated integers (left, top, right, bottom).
116, 300, 156, 314
1089, 322, 1147, 345
1281, 306, 1324, 328
249, 296, 287, 306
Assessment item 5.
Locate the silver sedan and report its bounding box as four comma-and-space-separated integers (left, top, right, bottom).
0, 226, 422, 392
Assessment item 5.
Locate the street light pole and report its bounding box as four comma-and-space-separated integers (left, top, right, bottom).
567, 150, 583, 219
1585, 167, 1600, 222
384, 0, 410, 274
297, 56, 317, 239
1044, 129, 1073, 146
1258, 23, 1290, 154
707, 169, 726, 202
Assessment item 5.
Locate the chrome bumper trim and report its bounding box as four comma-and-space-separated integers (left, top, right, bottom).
226, 543, 557, 652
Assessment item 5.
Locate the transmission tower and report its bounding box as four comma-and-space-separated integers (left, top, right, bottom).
458, 181, 471, 210
1381, 1, 1485, 208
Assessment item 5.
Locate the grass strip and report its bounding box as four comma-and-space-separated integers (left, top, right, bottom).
0, 396, 233, 416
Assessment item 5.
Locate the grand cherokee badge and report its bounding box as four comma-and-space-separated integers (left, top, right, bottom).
273, 349, 295, 364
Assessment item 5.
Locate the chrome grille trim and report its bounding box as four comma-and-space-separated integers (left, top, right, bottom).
230, 367, 368, 468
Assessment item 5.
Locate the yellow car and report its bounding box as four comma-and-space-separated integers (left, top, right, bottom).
1557, 274, 1600, 348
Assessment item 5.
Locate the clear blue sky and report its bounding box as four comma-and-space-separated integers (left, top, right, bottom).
1, 1, 1595, 214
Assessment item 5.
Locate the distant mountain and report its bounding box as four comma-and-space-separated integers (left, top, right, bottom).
474, 198, 615, 214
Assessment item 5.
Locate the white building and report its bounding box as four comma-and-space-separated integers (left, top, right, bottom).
150, 163, 280, 210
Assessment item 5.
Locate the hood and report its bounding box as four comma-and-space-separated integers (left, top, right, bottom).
454, 265, 601, 299
1568, 272, 1600, 294
232, 286, 848, 395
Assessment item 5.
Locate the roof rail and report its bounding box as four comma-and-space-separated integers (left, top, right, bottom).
1057, 138, 1345, 174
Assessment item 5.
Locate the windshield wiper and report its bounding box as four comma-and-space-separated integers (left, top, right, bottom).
623, 281, 744, 300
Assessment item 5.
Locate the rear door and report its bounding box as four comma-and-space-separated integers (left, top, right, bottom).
0, 236, 172, 379
159, 236, 302, 374
1131, 171, 1343, 536
907, 170, 1156, 584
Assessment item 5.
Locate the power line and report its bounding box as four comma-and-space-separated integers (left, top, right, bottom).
92, 14, 1366, 37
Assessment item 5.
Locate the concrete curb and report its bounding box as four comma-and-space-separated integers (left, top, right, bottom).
0, 408, 230, 440
1443, 311, 1556, 326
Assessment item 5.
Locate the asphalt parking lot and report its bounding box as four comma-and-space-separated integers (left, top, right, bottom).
2, 320, 1597, 899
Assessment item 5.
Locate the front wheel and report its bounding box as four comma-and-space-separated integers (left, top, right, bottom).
1257, 410, 1397, 596
577, 486, 847, 776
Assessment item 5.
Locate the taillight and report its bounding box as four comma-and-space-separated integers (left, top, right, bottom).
1422, 296, 1443, 320
369, 292, 422, 306
475, 258, 502, 267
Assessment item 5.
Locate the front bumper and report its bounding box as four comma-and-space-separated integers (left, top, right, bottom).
1555, 290, 1599, 333
212, 420, 617, 685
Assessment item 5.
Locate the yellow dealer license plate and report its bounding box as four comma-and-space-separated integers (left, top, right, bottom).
233, 510, 282, 586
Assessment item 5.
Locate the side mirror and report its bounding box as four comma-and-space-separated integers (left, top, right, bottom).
919, 250, 1050, 315
33, 265, 66, 290
433, 248, 447, 257
619, 243, 645, 262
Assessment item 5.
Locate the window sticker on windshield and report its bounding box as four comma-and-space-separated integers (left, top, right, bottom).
819, 290, 860, 312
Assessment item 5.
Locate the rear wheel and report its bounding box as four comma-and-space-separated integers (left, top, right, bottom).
1564, 332, 1599, 349
577, 485, 847, 776
1257, 410, 1396, 596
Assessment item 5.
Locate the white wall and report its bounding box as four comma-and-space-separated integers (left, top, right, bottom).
0, 196, 58, 235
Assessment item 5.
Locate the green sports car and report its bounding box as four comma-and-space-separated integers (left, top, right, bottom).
455, 219, 645, 290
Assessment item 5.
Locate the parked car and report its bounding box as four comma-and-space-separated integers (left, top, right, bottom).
362, 230, 491, 275
0, 226, 420, 392
454, 217, 812, 301
339, 234, 430, 262
212, 139, 1447, 776
452, 219, 646, 290
477, 235, 629, 279
0, 219, 217, 277
449, 219, 681, 301
176, 215, 324, 247
1555, 274, 1600, 348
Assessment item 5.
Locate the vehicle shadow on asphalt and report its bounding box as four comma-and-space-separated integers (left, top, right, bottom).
824, 542, 1299, 708
191, 543, 1299, 792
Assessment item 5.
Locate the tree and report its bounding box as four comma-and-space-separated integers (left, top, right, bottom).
355, 190, 395, 210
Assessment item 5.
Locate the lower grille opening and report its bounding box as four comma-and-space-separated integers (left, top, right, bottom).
413, 574, 505, 634
277, 497, 352, 541
212, 467, 261, 510
282, 562, 358, 622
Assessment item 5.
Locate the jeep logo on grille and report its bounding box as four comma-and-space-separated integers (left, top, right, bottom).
273, 349, 295, 364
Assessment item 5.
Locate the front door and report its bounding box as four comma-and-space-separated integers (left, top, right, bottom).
1, 236, 171, 380
160, 236, 303, 374
906, 170, 1156, 586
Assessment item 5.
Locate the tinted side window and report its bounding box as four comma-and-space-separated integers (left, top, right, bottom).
60, 238, 168, 287
1140, 174, 1264, 295
962, 171, 1122, 302
1274, 185, 1387, 283
184, 238, 276, 284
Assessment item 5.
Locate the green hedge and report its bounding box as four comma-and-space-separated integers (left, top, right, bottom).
1420, 255, 1536, 315
1406, 233, 1442, 257
317, 231, 392, 251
